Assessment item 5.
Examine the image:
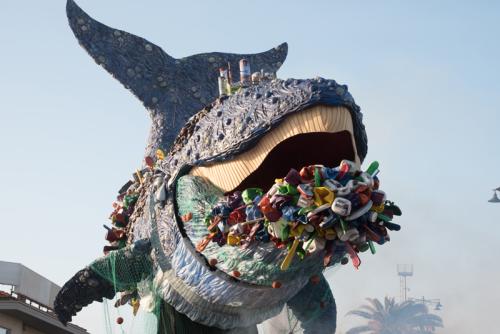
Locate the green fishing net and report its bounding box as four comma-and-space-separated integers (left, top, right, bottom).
90, 248, 153, 292
90, 248, 161, 334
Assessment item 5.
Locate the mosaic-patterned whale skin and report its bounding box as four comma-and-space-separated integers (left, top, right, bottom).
163, 77, 367, 178
54, 1, 368, 333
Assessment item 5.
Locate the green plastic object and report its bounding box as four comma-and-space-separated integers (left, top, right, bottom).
303, 233, 316, 252
358, 243, 370, 252
340, 219, 347, 234
366, 161, 380, 176
123, 194, 139, 209
314, 168, 321, 187
241, 188, 263, 205
368, 240, 376, 254
296, 243, 306, 260
204, 215, 213, 227
385, 201, 402, 216
278, 184, 299, 196
280, 224, 290, 241
297, 206, 315, 216
378, 213, 392, 222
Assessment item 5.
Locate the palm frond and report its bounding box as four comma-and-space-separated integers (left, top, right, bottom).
369, 298, 385, 314
347, 310, 376, 320
346, 325, 374, 334
406, 314, 443, 328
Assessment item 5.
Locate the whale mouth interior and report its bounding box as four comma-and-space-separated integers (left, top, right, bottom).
234, 131, 354, 192
190, 105, 359, 193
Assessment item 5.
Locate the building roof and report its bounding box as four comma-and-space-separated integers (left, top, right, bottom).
0, 261, 59, 307
0, 292, 89, 334
0, 261, 89, 333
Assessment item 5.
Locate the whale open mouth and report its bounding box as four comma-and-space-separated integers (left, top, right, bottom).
190, 105, 360, 192
176, 104, 383, 286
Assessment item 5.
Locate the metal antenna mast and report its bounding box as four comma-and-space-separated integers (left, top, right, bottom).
397, 264, 413, 302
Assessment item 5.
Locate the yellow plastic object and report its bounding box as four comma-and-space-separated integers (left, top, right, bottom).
135, 169, 144, 184
290, 224, 305, 237
313, 187, 334, 206
280, 238, 300, 271
324, 228, 337, 240
316, 228, 325, 238
227, 234, 241, 246
371, 203, 385, 213
131, 298, 140, 316
156, 148, 166, 161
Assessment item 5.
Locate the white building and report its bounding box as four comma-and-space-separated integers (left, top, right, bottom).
0, 261, 88, 334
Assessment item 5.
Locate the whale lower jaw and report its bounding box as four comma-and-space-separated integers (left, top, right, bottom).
190, 105, 359, 192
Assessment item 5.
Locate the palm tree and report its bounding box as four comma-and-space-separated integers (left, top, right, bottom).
346, 297, 443, 334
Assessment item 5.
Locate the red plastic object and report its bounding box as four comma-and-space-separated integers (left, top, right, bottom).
103, 245, 119, 255
144, 156, 154, 168
105, 229, 118, 243
113, 213, 127, 227
258, 196, 281, 222
181, 212, 193, 223
299, 166, 314, 182
337, 162, 350, 179
364, 225, 382, 243
228, 206, 246, 225
345, 242, 361, 270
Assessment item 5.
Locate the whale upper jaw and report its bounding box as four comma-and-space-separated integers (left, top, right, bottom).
190, 105, 359, 192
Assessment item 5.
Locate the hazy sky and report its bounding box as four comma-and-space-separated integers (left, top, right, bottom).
1, 1, 500, 333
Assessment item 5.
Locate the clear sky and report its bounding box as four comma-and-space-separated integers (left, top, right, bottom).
1, 1, 499, 333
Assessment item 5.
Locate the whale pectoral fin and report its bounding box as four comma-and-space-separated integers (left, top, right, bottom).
54, 240, 153, 325
286, 274, 337, 334
66, 0, 175, 112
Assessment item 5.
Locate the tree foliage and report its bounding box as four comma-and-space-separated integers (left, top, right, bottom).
346, 297, 443, 334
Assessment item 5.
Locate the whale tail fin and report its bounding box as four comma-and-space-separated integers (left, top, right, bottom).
66, 0, 287, 151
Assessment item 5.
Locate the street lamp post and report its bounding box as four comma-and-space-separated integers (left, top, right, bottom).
488, 187, 500, 203
408, 296, 443, 311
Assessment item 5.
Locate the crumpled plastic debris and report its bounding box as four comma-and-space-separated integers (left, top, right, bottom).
198, 160, 402, 271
